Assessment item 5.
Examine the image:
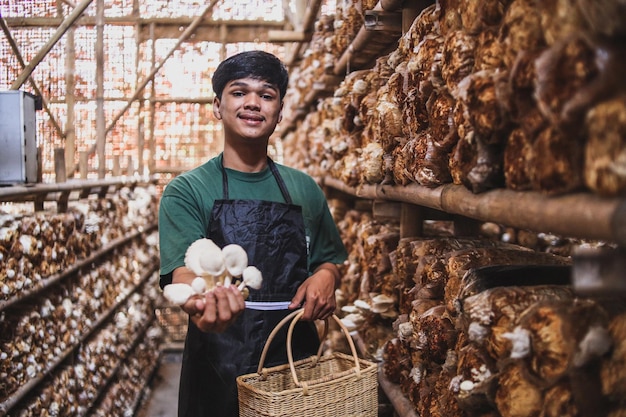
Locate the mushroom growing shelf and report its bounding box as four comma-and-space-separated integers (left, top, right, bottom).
0, 178, 162, 417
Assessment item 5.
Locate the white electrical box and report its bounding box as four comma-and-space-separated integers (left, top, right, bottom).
0, 90, 40, 184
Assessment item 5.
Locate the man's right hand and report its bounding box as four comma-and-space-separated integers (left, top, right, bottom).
174, 266, 246, 333
183, 285, 245, 333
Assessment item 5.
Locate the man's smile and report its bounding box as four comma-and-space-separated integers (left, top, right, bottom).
238, 112, 265, 123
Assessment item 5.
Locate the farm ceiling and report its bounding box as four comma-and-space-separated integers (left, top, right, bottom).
0, 0, 335, 177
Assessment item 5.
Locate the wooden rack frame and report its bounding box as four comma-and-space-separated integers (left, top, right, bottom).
0, 176, 157, 211
322, 176, 626, 246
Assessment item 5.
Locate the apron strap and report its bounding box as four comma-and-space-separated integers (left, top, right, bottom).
267, 158, 293, 205
220, 154, 229, 198
219, 154, 293, 204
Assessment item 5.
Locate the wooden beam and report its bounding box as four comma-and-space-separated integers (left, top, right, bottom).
3, 15, 293, 43
333, 23, 401, 75
0, 176, 157, 201
363, 9, 403, 32
3, 16, 136, 27
5, 16, 285, 34
268, 30, 307, 42
148, 97, 214, 104
143, 24, 286, 43
11, 0, 94, 89
2, 16, 287, 27
322, 175, 626, 246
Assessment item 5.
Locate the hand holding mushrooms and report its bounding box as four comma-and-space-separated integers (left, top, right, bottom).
164, 238, 263, 304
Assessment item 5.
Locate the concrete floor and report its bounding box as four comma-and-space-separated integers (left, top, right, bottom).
137, 350, 182, 417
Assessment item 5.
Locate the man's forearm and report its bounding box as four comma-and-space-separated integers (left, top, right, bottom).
313, 262, 342, 289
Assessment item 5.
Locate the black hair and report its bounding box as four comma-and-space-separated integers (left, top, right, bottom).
211, 50, 289, 100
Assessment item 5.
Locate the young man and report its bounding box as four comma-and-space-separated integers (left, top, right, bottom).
158, 50, 348, 416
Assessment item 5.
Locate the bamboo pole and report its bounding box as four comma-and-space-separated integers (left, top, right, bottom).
333, 25, 379, 75
377, 367, 419, 417
54, 148, 67, 183
0, 12, 63, 138
134, 3, 145, 176
284, 0, 297, 29
148, 97, 214, 104
3, 16, 286, 35
65, 26, 76, 177
440, 185, 626, 245
322, 176, 626, 246
137, 118, 145, 175
380, 0, 404, 10
300, 0, 322, 36
219, 23, 227, 60
95, 0, 105, 179
402, 1, 426, 32
268, 30, 307, 42
79, 151, 89, 179
147, 22, 156, 175
400, 202, 423, 238
112, 155, 121, 176
10, 0, 94, 90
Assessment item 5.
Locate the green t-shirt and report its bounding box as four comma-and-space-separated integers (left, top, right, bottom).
158, 154, 347, 287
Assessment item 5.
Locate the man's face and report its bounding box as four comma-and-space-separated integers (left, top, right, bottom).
213, 77, 283, 144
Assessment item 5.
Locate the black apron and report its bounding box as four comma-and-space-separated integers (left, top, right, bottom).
178, 157, 320, 417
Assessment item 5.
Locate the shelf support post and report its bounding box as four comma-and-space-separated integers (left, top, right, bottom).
400, 203, 423, 238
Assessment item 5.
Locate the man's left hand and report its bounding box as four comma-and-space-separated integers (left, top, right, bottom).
289, 263, 340, 320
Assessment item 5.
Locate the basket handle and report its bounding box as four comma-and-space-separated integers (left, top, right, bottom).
256, 308, 362, 388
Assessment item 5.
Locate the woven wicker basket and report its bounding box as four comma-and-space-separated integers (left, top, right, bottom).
237, 309, 378, 417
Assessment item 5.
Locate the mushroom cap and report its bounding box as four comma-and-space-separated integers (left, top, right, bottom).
340, 318, 360, 332
191, 277, 207, 294
341, 305, 360, 314
163, 283, 195, 305
371, 293, 395, 306
221, 244, 248, 277
340, 313, 365, 331
370, 293, 396, 314
352, 79, 369, 95
185, 238, 224, 276
353, 299, 371, 311
199, 248, 226, 277
342, 312, 366, 325
242, 265, 263, 290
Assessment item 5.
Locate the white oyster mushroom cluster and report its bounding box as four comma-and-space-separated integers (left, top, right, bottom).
162, 238, 263, 306
339, 293, 397, 331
